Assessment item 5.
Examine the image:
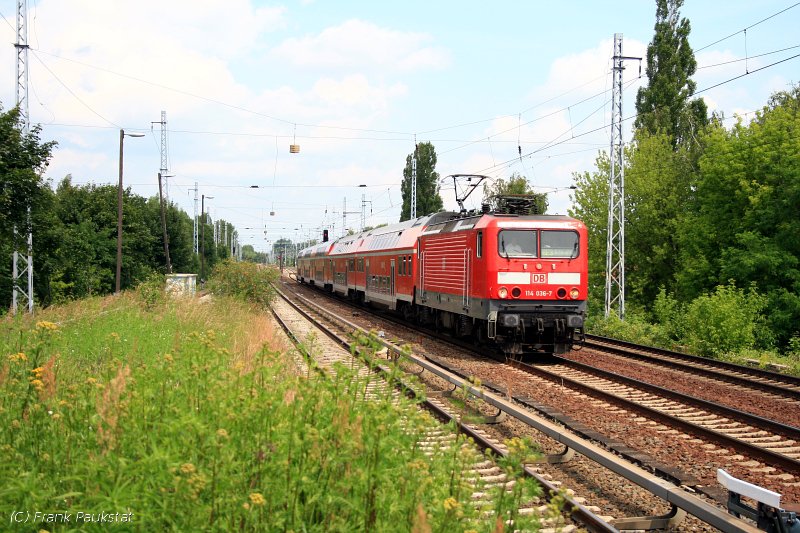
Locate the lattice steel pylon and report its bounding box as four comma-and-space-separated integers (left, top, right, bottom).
159, 111, 168, 199
605, 33, 638, 319
12, 0, 33, 314
192, 182, 199, 254
410, 138, 417, 219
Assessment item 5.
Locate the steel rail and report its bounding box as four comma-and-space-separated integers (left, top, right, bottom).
584, 334, 800, 398
284, 288, 762, 533
273, 288, 615, 532
520, 357, 800, 474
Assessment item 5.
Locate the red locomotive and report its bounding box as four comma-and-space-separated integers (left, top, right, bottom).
297, 179, 587, 357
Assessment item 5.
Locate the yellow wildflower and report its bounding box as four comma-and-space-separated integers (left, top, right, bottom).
86, 377, 97, 385
443, 497, 460, 511
249, 493, 266, 506
216, 429, 229, 440
163, 353, 174, 363
36, 321, 59, 331
7, 352, 27, 363
180, 463, 196, 475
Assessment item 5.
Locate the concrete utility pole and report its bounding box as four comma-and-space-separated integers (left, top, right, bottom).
12, 0, 33, 314
116, 129, 144, 293
604, 33, 640, 319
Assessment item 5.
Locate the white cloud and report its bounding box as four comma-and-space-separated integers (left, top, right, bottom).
312, 75, 406, 111
272, 19, 449, 71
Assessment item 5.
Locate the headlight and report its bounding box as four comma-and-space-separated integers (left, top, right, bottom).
570, 288, 580, 299
498, 287, 508, 299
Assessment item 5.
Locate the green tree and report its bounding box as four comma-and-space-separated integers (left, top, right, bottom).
482, 172, 548, 214
0, 104, 57, 310
569, 154, 611, 317
634, 0, 707, 146
677, 87, 800, 346
624, 131, 697, 304
399, 142, 443, 221
51, 177, 157, 297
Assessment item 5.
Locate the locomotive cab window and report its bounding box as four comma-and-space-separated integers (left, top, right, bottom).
498, 230, 537, 258
476, 231, 483, 258
541, 230, 580, 258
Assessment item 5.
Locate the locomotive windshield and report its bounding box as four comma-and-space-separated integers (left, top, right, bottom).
498, 230, 537, 258
541, 230, 579, 258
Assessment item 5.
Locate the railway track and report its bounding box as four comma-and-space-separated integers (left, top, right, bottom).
278, 277, 771, 532
269, 287, 611, 532
518, 357, 800, 474
284, 278, 800, 476
582, 334, 800, 402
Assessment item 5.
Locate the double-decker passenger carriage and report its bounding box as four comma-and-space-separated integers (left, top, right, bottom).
296, 176, 587, 357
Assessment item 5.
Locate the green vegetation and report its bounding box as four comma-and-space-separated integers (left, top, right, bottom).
400, 141, 443, 221
572, 0, 800, 368
0, 103, 245, 308
205, 259, 279, 309
0, 264, 552, 531
578, 89, 800, 370
482, 172, 548, 215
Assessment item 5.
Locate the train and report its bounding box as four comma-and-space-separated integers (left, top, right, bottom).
296, 188, 588, 357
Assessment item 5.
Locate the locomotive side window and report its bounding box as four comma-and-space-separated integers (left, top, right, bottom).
541, 231, 580, 258
476, 231, 483, 258
498, 230, 537, 258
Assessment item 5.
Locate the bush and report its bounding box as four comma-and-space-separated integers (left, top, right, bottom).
206, 259, 279, 308
684, 283, 768, 357
652, 287, 687, 343
587, 308, 672, 348
136, 271, 165, 310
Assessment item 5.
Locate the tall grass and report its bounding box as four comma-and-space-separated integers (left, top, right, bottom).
0, 269, 549, 531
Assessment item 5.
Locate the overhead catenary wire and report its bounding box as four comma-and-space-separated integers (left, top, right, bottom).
30, 50, 122, 129
6, 4, 799, 249
472, 50, 800, 178
695, 2, 800, 52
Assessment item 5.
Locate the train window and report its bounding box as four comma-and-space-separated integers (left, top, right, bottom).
498, 230, 537, 258
541, 231, 579, 258
476, 231, 483, 258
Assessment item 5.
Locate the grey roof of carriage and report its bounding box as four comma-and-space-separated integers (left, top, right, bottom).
300, 212, 459, 258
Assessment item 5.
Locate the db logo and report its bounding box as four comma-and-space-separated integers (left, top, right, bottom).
531, 274, 547, 283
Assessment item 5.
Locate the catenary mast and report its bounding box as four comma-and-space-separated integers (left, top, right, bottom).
12, 0, 34, 314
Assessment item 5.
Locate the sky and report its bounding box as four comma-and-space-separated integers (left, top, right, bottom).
1, 1, 798, 253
